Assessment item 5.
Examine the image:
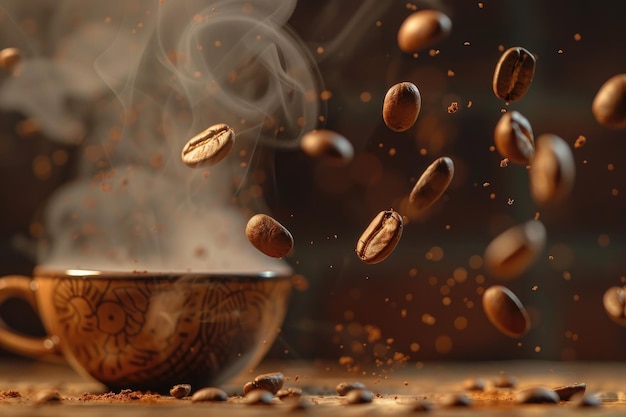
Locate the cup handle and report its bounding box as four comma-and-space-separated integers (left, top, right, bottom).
0, 275, 64, 363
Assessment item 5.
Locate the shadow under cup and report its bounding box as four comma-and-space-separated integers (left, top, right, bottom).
0, 267, 292, 392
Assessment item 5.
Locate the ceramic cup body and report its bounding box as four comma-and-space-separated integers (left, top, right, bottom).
0, 267, 292, 392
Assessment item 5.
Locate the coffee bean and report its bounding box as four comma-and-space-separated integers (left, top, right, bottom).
529, 134, 575, 205
493, 46, 536, 102
253, 372, 285, 395
409, 399, 434, 412
397, 10, 452, 53
515, 387, 559, 404
300, 129, 354, 166
356, 209, 403, 264
245, 214, 294, 258
482, 285, 530, 338
592, 73, 626, 128
277, 387, 302, 401
494, 111, 534, 165
344, 389, 373, 405
552, 382, 586, 401
181, 123, 235, 168
441, 393, 472, 407
382, 82, 421, 132
493, 373, 519, 389
190, 387, 228, 402
243, 389, 275, 405
409, 157, 454, 212
573, 392, 602, 408
336, 381, 366, 396
289, 398, 313, 410
33, 389, 61, 405
169, 384, 191, 399
483, 220, 547, 280
462, 377, 486, 392
603, 286, 626, 325
0, 47, 20, 72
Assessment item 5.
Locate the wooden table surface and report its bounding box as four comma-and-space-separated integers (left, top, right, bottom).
1, 358, 626, 416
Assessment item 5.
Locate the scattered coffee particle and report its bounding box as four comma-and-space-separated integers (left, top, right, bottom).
515, 387, 559, 404
336, 381, 367, 396
574, 135, 586, 148
552, 382, 586, 401
191, 387, 228, 402
447, 101, 459, 114
243, 389, 275, 405
277, 387, 303, 401
344, 389, 374, 405
0, 390, 21, 398
169, 384, 191, 399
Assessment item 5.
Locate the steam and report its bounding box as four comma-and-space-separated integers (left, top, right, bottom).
0, 0, 320, 273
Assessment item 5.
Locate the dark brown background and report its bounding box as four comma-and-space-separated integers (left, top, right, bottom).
1, 0, 626, 365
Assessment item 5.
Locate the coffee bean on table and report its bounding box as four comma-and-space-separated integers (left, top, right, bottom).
243, 389, 275, 405
356, 209, 403, 264
493, 373, 519, 389
397, 10, 452, 53
300, 129, 354, 166
603, 286, 626, 325
336, 381, 366, 396
462, 377, 486, 392
482, 285, 530, 338
277, 387, 302, 401
191, 387, 228, 402
253, 372, 285, 395
409, 156, 454, 212
573, 392, 602, 408
592, 73, 626, 128
410, 399, 434, 412
169, 383, 191, 399
245, 214, 294, 258
552, 382, 586, 401
33, 389, 61, 405
493, 46, 536, 102
515, 387, 559, 404
494, 111, 534, 165
344, 389, 373, 405
529, 134, 575, 205
483, 220, 547, 280
441, 393, 472, 407
181, 123, 235, 168
382, 82, 422, 132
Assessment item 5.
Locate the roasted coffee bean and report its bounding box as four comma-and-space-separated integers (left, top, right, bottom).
441, 393, 472, 407
493, 46, 536, 102
397, 10, 452, 53
493, 373, 519, 389
243, 389, 274, 405
529, 134, 575, 205
409, 157, 454, 211
482, 285, 530, 338
592, 73, 626, 128
245, 214, 294, 258
515, 387, 559, 404
300, 129, 354, 166
289, 398, 313, 410
181, 123, 235, 168
382, 82, 422, 132
0, 47, 20, 72
410, 399, 434, 412
573, 392, 602, 408
169, 383, 191, 399
344, 389, 373, 405
552, 382, 586, 401
277, 387, 302, 401
243, 381, 257, 395
336, 381, 367, 396
356, 209, 403, 264
603, 286, 626, 325
33, 389, 61, 405
191, 387, 228, 402
462, 377, 486, 392
483, 220, 546, 280
253, 372, 285, 395
494, 111, 534, 165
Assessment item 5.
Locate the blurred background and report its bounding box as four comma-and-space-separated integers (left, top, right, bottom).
1, 0, 626, 368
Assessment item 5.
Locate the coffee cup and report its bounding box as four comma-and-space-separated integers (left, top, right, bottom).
0, 267, 292, 393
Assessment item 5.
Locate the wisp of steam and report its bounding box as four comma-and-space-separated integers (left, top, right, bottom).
0, 0, 321, 273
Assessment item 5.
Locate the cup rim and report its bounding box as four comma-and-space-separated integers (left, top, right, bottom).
33, 266, 292, 280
